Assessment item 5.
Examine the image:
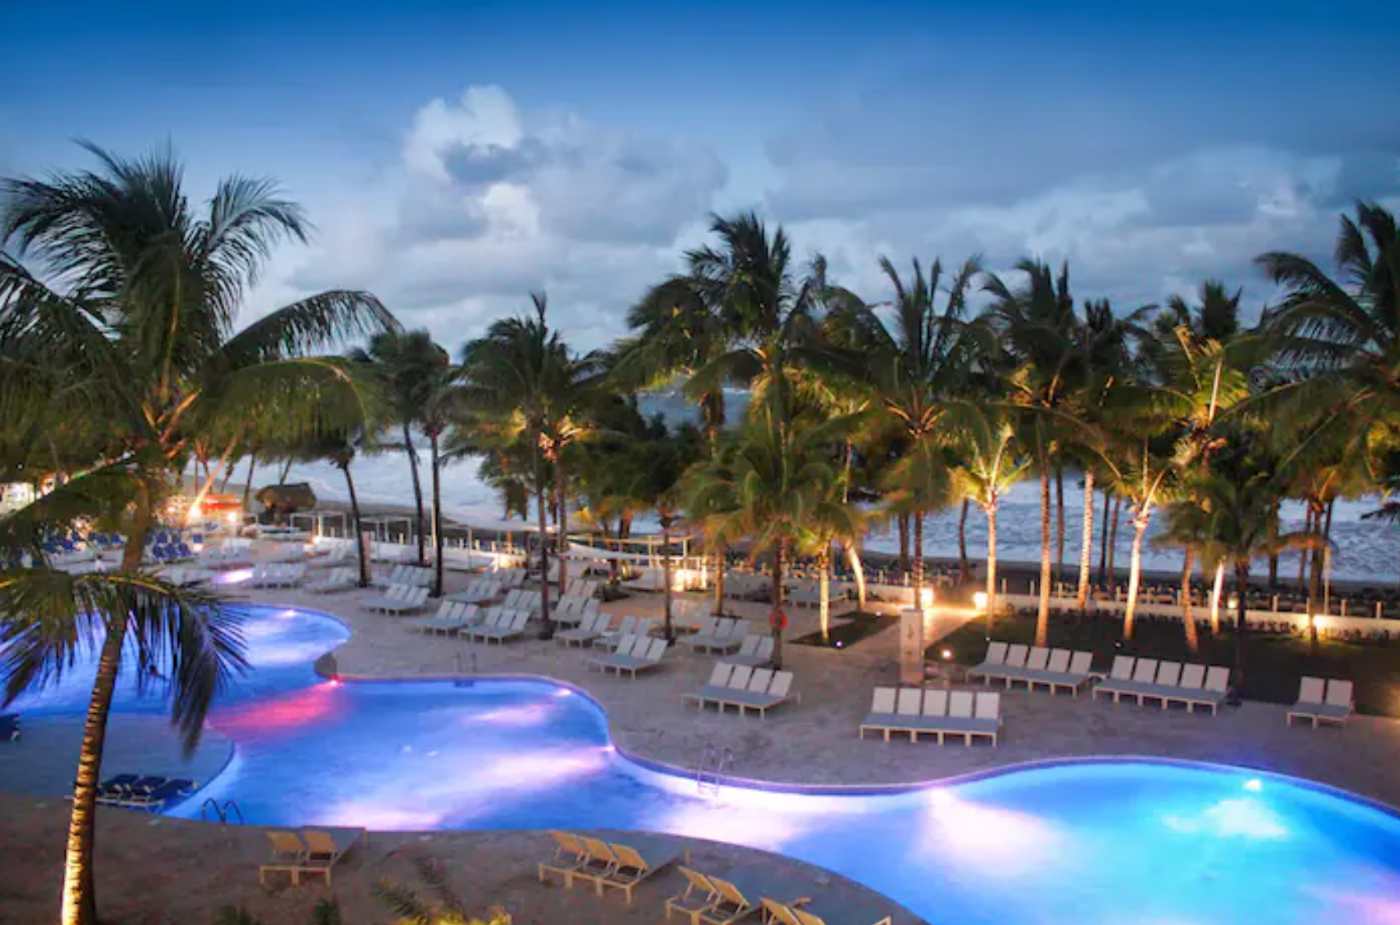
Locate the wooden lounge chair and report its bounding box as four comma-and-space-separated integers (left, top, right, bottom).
298, 827, 362, 887
258, 830, 308, 886
571, 836, 621, 892
666, 866, 721, 925
538, 830, 588, 886
597, 841, 678, 903
698, 875, 758, 925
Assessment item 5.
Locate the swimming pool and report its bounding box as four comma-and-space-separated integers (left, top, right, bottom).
11, 606, 1400, 924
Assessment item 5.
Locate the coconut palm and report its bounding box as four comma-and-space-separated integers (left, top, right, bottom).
0, 144, 392, 925
683, 397, 854, 668
824, 255, 985, 606
458, 293, 602, 632
349, 330, 451, 566
983, 260, 1083, 645
948, 403, 1030, 627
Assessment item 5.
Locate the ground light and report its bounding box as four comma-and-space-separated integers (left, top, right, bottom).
972, 591, 988, 610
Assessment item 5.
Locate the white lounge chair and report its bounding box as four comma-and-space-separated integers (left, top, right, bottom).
1287, 677, 1353, 727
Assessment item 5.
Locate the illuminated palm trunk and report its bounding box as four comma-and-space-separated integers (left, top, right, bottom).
1181, 545, 1198, 652
555, 458, 569, 599
818, 546, 831, 644
845, 543, 867, 610
1209, 561, 1225, 634
661, 516, 674, 641
1076, 471, 1094, 613
984, 502, 999, 633
770, 539, 787, 670
912, 511, 925, 609
1122, 510, 1150, 640
1035, 468, 1051, 646
61, 490, 153, 925
712, 545, 726, 615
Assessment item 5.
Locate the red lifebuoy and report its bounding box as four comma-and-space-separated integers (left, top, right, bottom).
769, 607, 788, 630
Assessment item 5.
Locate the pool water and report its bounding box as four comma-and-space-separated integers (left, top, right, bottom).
11, 607, 1400, 924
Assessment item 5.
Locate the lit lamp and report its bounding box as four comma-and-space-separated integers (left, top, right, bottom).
918, 587, 935, 609
973, 591, 989, 611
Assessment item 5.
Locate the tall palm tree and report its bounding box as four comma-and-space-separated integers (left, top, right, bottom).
824, 255, 985, 606
0, 144, 392, 925
983, 260, 1083, 645
948, 403, 1030, 626
683, 398, 854, 668
349, 330, 450, 565
458, 294, 601, 632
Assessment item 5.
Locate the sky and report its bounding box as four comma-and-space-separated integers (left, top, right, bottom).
3, 1, 1399, 354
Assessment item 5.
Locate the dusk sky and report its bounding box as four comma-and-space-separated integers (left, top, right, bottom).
4, 1, 1399, 352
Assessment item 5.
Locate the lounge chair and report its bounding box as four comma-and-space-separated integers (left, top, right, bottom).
719, 634, 774, 668
685, 618, 746, 654
589, 636, 669, 678
570, 836, 622, 893
538, 830, 589, 886
555, 612, 609, 647
259, 831, 309, 886
697, 875, 769, 925
596, 841, 678, 903
667, 866, 721, 925
298, 827, 363, 887
763, 898, 893, 925
858, 687, 902, 741
967, 641, 1008, 682
1287, 677, 1354, 727
1093, 656, 1152, 703
470, 609, 531, 644
378, 586, 430, 615
1022, 649, 1097, 696
308, 567, 357, 593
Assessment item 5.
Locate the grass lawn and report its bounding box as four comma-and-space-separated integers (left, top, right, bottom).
790, 611, 888, 649
934, 610, 1400, 717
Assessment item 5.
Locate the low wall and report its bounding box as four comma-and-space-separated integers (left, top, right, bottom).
1004, 593, 1400, 638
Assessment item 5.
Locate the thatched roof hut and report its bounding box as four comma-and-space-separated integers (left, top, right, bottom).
255, 482, 317, 519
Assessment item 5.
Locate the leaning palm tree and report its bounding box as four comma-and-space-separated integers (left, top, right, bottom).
458, 294, 601, 631
683, 398, 854, 668
350, 330, 451, 566
0, 144, 393, 925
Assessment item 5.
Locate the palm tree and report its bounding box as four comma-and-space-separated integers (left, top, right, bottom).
948, 404, 1029, 627
0, 144, 392, 925
684, 398, 853, 668
350, 330, 450, 566
983, 260, 1083, 645
458, 294, 601, 632
824, 255, 985, 606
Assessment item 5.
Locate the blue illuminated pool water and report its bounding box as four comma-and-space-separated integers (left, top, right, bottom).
12, 607, 1400, 924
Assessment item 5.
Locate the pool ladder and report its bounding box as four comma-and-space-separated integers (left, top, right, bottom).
200, 798, 244, 825
695, 743, 734, 798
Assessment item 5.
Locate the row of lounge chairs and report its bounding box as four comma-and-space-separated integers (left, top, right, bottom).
593, 615, 656, 649
373, 563, 430, 589
259, 827, 365, 887
588, 634, 669, 678
968, 642, 1096, 695
554, 594, 602, 626
364, 584, 430, 614
721, 634, 774, 668
860, 688, 1002, 745
555, 612, 615, 647
462, 608, 532, 644
95, 774, 195, 810
308, 567, 358, 593
199, 539, 252, 569
502, 588, 542, 613
1093, 657, 1229, 713
1288, 677, 1354, 726
684, 663, 798, 717
681, 618, 753, 655
449, 575, 504, 603
408, 601, 480, 635
538, 831, 676, 904
248, 562, 306, 588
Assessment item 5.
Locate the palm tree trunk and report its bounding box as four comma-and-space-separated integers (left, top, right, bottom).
536, 486, 553, 636
1035, 467, 1051, 647
1306, 499, 1323, 652
1209, 561, 1224, 635
897, 512, 910, 574
1268, 501, 1280, 589
957, 499, 970, 583
1298, 506, 1311, 588
278, 457, 294, 484
61, 488, 156, 925
1181, 544, 1198, 653
556, 458, 569, 598
819, 546, 831, 644
770, 539, 787, 670
1106, 496, 1122, 586
400, 423, 426, 565
1122, 508, 1150, 641
241, 453, 257, 511
430, 431, 444, 598
1233, 561, 1250, 691
1077, 471, 1095, 614
1097, 487, 1111, 585
712, 544, 726, 616
913, 510, 925, 609
845, 543, 867, 611
661, 516, 674, 642
985, 503, 998, 635
342, 463, 369, 587
1054, 465, 1066, 586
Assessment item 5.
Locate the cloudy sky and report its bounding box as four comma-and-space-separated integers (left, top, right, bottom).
4, 1, 1399, 353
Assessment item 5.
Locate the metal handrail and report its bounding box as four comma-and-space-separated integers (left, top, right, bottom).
221, 800, 244, 824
